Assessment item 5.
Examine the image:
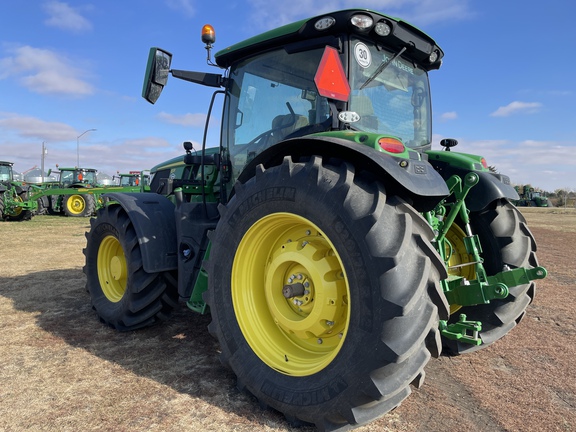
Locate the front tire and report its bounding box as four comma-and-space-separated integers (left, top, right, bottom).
444, 199, 538, 354
83, 205, 178, 331
206, 156, 448, 430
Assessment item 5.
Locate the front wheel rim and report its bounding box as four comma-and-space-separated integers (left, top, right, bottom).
97, 235, 127, 302
232, 213, 350, 376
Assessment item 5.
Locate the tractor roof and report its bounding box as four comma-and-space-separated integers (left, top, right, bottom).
215, 9, 442, 70
58, 167, 98, 171
0, 161, 14, 166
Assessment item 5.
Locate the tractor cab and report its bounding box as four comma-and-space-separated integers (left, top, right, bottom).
56, 167, 99, 188
0, 161, 14, 183
143, 10, 443, 194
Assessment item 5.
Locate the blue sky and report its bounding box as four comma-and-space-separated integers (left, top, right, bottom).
1, 0, 574, 192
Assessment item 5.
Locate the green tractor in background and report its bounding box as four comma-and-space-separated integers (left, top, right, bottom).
42, 166, 100, 217
514, 184, 549, 207
84, 9, 547, 430
113, 171, 150, 188
0, 160, 36, 221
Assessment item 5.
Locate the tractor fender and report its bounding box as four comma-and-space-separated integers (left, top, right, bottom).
238, 136, 450, 212
466, 170, 519, 211
430, 164, 519, 212
103, 192, 178, 272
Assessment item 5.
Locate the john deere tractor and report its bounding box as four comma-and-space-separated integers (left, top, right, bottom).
514, 184, 549, 207
43, 166, 100, 217
84, 9, 546, 430
0, 160, 35, 221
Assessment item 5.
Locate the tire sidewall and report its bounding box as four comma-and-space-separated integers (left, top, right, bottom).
210, 165, 401, 412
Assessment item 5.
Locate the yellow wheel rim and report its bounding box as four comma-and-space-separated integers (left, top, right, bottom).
445, 223, 476, 314
97, 235, 127, 302
12, 195, 24, 216
67, 195, 86, 215
232, 213, 350, 376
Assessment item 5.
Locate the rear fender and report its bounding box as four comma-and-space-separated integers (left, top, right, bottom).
237, 136, 449, 212
428, 163, 518, 212
104, 192, 177, 272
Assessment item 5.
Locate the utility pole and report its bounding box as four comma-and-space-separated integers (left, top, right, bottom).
41, 142, 47, 182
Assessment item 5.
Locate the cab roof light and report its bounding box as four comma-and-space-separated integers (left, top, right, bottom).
201, 24, 217, 66
351, 14, 373, 30
201, 24, 215, 45
374, 21, 391, 37
378, 137, 405, 154
314, 16, 336, 31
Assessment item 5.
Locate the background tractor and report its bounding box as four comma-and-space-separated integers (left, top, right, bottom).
0, 160, 36, 221
84, 9, 546, 430
41, 166, 100, 217
514, 184, 549, 207
113, 171, 150, 187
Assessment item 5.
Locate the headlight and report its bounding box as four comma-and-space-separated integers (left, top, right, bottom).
350, 14, 373, 30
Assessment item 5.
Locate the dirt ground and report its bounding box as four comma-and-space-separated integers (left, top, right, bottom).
0, 208, 574, 432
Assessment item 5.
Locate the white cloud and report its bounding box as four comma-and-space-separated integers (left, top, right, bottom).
157, 112, 207, 127
43, 1, 93, 32
0, 113, 78, 141
432, 134, 576, 191
0, 45, 94, 96
490, 101, 542, 117
440, 111, 458, 121
165, 0, 195, 17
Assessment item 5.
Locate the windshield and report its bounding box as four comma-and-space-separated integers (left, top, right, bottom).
349, 38, 432, 149
120, 175, 138, 186
223, 38, 433, 181
0, 164, 12, 182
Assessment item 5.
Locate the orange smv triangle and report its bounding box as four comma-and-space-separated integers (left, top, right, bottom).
314, 46, 350, 102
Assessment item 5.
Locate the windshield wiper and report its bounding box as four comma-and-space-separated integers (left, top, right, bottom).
360, 46, 407, 90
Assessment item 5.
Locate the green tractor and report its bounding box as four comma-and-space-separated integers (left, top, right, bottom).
113, 171, 150, 188
0, 160, 36, 221
42, 166, 100, 217
514, 184, 549, 207
84, 9, 546, 430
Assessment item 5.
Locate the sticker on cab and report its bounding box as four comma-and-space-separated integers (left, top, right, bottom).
354, 42, 372, 68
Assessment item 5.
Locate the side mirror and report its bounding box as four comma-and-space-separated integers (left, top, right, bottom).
142, 48, 173, 104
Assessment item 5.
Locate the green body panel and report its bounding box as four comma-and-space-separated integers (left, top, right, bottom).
426, 149, 489, 172
312, 131, 414, 159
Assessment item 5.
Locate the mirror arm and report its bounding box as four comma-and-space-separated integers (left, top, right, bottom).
170, 69, 225, 88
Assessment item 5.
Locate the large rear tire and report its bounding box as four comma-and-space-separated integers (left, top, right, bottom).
64, 193, 95, 217
206, 156, 448, 430
83, 205, 178, 331
443, 199, 538, 354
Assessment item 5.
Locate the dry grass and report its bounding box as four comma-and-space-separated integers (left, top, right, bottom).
1, 211, 575, 432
